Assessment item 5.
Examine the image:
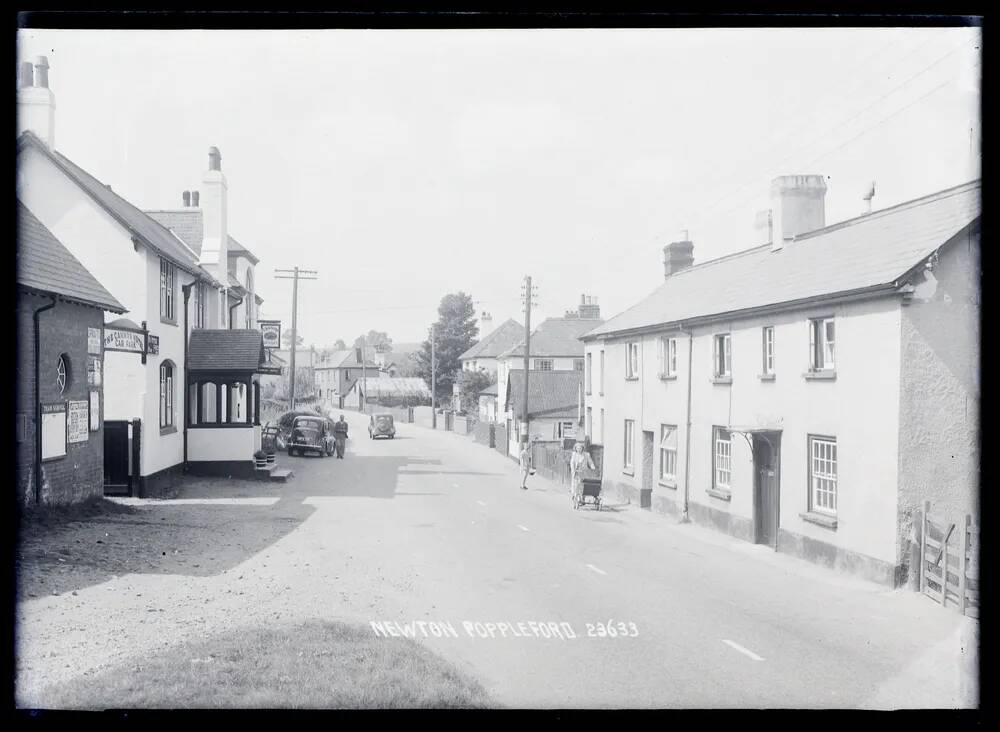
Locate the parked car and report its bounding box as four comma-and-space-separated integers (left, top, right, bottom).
368, 413, 396, 439
288, 415, 335, 457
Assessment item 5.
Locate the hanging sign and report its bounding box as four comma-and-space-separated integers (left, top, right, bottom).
41, 403, 67, 460
67, 400, 89, 443
87, 327, 102, 355
258, 365, 283, 375
259, 320, 281, 350
104, 327, 145, 353
147, 335, 159, 356
89, 391, 100, 431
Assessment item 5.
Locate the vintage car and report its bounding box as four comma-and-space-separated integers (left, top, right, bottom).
368, 413, 396, 439
287, 415, 335, 457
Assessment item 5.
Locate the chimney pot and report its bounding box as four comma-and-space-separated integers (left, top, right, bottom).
663, 240, 694, 279
18, 61, 34, 88
191, 190, 200, 207
32, 56, 49, 88
182, 190, 191, 207
208, 146, 221, 171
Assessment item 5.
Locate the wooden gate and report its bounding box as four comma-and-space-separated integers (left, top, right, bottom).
920, 501, 979, 618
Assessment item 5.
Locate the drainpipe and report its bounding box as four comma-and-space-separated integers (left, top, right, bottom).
33, 295, 57, 505
228, 295, 243, 330
182, 282, 193, 471
677, 322, 694, 523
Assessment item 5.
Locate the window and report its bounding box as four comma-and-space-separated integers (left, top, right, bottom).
160, 361, 175, 429
536, 359, 554, 371
625, 342, 639, 379
599, 350, 605, 393
658, 336, 677, 377
762, 326, 774, 375
557, 421, 575, 439
194, 282, 207, 328
809, 436, 838, 515
809, 318, 835, 370
160, 258, 176, 321
713, 427, 732, 491
624, 419, 635, 470
713, 334, 731, 377
586, 353, 593, 394
659, 424, 678, 483
573, 358, 585, 372
599, 408, 604, 444
56, 354, 69, 394
586, 407, 592, 438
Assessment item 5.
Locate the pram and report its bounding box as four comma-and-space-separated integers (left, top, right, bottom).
573, 477, 603, 510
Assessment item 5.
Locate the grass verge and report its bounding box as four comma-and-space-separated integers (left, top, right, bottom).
32, 620, 493, 709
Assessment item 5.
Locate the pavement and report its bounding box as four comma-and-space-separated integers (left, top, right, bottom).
16, 410, 976, 709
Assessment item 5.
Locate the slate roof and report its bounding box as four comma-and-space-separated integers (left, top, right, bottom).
18, 132, 214, 281
460, 318, 524, 360
479, 383, 498, 396
585, 180, 982, 339
144, 210, 260, 265
505, 370, 582, 419
315, 350, 360, 369
17, 202, 126, 313
188, 329, 265, 372
501, 317, 604, 358
350, 377, 432, 399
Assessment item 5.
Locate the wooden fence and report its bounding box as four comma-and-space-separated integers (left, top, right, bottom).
920, 501, 979, 618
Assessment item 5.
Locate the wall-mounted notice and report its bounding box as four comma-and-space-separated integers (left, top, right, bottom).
88, 327, 102, 355
41, 403, 66, 460
89, 391, 100, 431
87, 358, 103, 387
68, 400, 89, 443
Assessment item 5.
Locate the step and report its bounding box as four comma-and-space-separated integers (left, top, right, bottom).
268, 469, 293, 483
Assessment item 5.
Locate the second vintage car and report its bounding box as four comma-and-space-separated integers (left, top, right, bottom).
287, 415, 336, 457
368, 413, 396, 439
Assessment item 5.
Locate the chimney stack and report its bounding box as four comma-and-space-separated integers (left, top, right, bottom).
182, 191, 191, 207
769, 174, 827, 251
479, 311, 494, 337
579, 294, 601, 319
191, 190, 199, 207
200, 146, 229, 309
16, 55, 56, 147
663, 240, 694, 279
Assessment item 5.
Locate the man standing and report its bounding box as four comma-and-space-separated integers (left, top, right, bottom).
333, 414, 349, 458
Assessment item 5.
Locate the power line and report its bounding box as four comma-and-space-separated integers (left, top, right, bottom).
273, 266, 318, 410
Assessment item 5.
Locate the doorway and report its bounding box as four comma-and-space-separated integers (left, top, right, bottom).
752, 432, 781, 549
641, 430, 654, 509
103, 420, 130, 496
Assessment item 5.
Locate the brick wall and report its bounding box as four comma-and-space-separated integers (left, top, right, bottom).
17, 292, 106, 506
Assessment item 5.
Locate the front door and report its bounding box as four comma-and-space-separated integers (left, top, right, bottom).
641, 430, 655, 509
103, 420, 130, 496
753, 433, 781, 548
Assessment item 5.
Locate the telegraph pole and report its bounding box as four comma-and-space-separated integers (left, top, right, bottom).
520, 276, 537, 445
274, 267, 318, 411
361, 334, 367, 414
431, 325, 437, 428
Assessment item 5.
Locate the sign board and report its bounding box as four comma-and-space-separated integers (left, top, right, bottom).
259, 320, 281, 349
89, 391, 100, 431
41, 403, 66, 460
258, 365, 283, 375
104, 327, 145, 354
87, 327, 102, 355
67, 400, 89, 443
87, 358, 102, 387
147, 335, 159, 356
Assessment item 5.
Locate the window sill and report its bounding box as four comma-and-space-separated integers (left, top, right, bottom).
160, 425, 178, 436
803, 370, 836, 381
758, 373, 776, 381
658, 480, 677, 490
800, 511, 838, 529
623, 468, 635, 477
625, 377, 639, 382
658, 374, 677, 381
706, 487, 732, 501
160, 316, 178, 327
711, 376, 733, 385
598, 392, 604, 397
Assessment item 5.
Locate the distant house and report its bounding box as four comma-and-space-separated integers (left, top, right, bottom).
478, 382, 499, 423
459, 317, 524, 377
583, 175, 981, 586
345, 376, 432, 410
314, 349, 379, 405
16, 202, 126, 506
503, 370, 584, 452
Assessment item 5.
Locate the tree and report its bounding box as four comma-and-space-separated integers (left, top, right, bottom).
459, 368, 496, 415
282, 329, 304, 348
353, 330, 392, 351
414, 292, 479, 404
333, 339, 347, 350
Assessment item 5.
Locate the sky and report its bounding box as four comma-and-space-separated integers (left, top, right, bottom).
18, 26, 981, 346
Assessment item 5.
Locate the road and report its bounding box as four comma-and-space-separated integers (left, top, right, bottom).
16, 410, 973, 708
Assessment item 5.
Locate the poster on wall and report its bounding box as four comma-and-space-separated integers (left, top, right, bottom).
87, 358, 102, 387
259, 320, 281, 350
68, 400, 89, 443
147, 334, 159, 355
89, 391, 100, 431
87, 327, 102, 355
41, 403, 66, 460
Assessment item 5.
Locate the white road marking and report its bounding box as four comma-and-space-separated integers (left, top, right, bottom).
516, 524, 530, 532
476, 500, 487, 506
585, 564, 607, 575
722, 640, 765, 661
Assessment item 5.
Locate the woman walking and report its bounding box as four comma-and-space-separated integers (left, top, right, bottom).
570, 442, 596, 506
